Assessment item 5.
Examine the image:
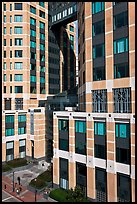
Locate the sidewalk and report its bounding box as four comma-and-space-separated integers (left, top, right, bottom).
2, 175, 50, 202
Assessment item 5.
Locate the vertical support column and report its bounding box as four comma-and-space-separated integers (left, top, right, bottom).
107, 173, 117, 202
131, 178, 135, 202
14, 113, 19, 159
69, 117, 76, 189
87, 167, 96, 201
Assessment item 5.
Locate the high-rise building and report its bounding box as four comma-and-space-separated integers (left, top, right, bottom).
53, 2, 135, 202
2, 2, 76, 162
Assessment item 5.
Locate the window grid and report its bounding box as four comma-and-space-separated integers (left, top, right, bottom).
92, 89, 107, 112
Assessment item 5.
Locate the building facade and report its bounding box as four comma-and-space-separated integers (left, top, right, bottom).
2, 2, 76, 162
53, 2, 135, 202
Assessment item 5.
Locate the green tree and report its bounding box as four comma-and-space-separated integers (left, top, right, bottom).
66, 186, 87, 202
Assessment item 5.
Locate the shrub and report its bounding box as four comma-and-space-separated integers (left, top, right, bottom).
37, 169, 52, 182
2, 164, 12, 172
66, 186, 88, 202
7, 158, 27, 168
49, 188, 68, 202
29, 178, 47, 189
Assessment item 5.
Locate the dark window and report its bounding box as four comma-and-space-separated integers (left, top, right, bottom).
117, 173, 131, 202
113, 88, 131, 113
95, 144, 106, 159
93, 44, 105, 58
83, 71, 85, 84
15, 38, 23, 46
30, 6, 36, 14
4, 86, 6, 93
114, 11, 128, 30
116, 148, 130, 164
4, 98, 11, 110
10, 4, 12, 11
59, 120, 69, 151
10, 86, 12, 93
83, 51, 85, 64
10, 74, 12, 81
39, 10, 45, 19
10, 51, 12, 58
4, 39, 6, 46
18, 115, 26, 134
93, 20, 105, 37
93, 66, 105, 81
60, 158, 68, 189
15, 50, 22, 57
15, 98, 23, 110
76, 162, 87, 196
10, 39, 12, 46
5, 115, 14, 137
15, 86, 23, 93
114, 63, 129, 79
14, 3, 22, 10
4, 51, 6, 58
92, 89, 107, 112
75, 121, 86, 155
4, 3, 6, 11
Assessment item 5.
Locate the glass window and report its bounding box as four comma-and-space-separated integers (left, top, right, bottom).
40, 76, 45, 83
4, 27, 6, 34
14, 27, 23, 34
114, 63, 129, 79
10, 86, 12, 93
15, 38, 23, 46
6, 115, 14, 123
18, 127, 26, 135
115, 123, 130, 138
10, 62, 12, 70
30, 17, 36, 26
39, 10, 45, 19
4, 86, 6, 93
40, 33, 45, 40
14, 15, 23, 22
10, 51, 12, 58
4, 15, 6, 23
30, 6, 36, 14
19, 139, 26, 158
40, 54, 45, 61
14, 74, 23, 81
15, 86, 23, 93
6, 128, 14, 136
4, 39, 6, 46
92, 89, 107, 112
4, 51, 6, 58
15, 50, 22, 57
70, 34, 74, 42
4, 62, 6, 70
93, 20, 105, 37
30, 52, 36, 60
114, 11, 128, 30
95, 144, 106, 159
14, 3, 22, 10
114, 37, 128, 54
40, 21, 45, 29
39, 2, 45, 8
94, 121, 106, 136
30, 75, 36, 82
10, 27, 12, 34
18, 115, 26, 122
70, 25, 74, 32
75, 121, 86, 133
10, 4, 12, 11
59, 120, 69, 131
30, 40, 36, 48
15, 98, 23, 110
92, 2, 104, 14
93, 43, 105, 58
14, 62, 23, 70
4, 74, 6, 81
10, 16, 12, 23
30, 29, 36, 37
10, 39, 12, 46
40, 43, 45, 51
93, 66, 105, 81
10, 74, 12, 81
4, 4, 6, 11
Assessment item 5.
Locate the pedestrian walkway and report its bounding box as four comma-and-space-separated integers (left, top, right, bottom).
2, 175, 50, 202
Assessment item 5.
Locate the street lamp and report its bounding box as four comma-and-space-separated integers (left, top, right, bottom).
13, 171, 15, 192
34, 178, 37, 202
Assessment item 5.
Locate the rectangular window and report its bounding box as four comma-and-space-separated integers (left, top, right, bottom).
113, 88, 131, 113
10, 51, 12, 58
93, 20, 105, 37
40, 33, 45, 40
15, 50, 22, 58
14, 62, 23, 70
39, 10, 45, 19
59, 119, 69, 151
75, 121, 86, 133
15, 38, 23, 46
114, 11, 128, 30
4, 27, 6, 34
40, 43, 45, 51
114, 37, 128, 54
4, 15, 6, 23
4, 4, 6, 11
5, 115, 14, 137
4, 62, 6, 70
4, 86, 6, 93
39, 2, 45, 7
30, 29, 36, 37
93, 43, 105, 58
10, 27, 12, 34
6, 115, 14, 123
114, 63, 129, 79
92, 2, 104, 14
14, 27, 23, 34
76, 162, 87, 195
19, 139, 26, 158
4, 98, 11, 111
10, 4, 12, 11
60, 158, 68, 190
14, 15, 23, 22
10, 16, 12, 23
30, 64, 36, 70
115, 123, 129, 139
15, 98, 23, 110
70, 34, 74, 42
93, 66, 105, 81
70, 25, 74, 32
10, 86, 12, 93
30, 40, 36, 48
10, 39, 12, 46
40, 76, 45, 83
30, 52, 36, 60
14, 3, 22, 10
116, 148, 130, 164
4, 51, 6, 58
94, 121, 106, 136
14, 74, 23, 81
10, 62, 12, 70
4, 39, 6, 46
92, 89, 107, 112
40, 21, 45, 29
30, 17, 36, 26
75, 121, 86, 155
15, 86, 23, 93
4, 74, 6, 82
30, 6, 36, 14
18, 115, 26, 122
6, 141, 14, 161
10, 74, 12, 81
30, 75, 36, 82
18, 115, 26, 135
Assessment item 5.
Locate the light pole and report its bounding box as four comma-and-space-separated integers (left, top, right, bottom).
13, 171, 15, 192
34, 178, 37, 202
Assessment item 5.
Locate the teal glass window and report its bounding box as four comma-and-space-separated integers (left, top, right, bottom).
75, 121, 86, 133
40, 33, 45, 40
4, 74, 6, 81
70, 35, 74, 42
30, 29, 36, 37
92, 2, 104, 14
40, 21, 45, 29
39, 2, 45, 8
18, 127, 26, 135
14, 74, 23, 81
40, 54, 45, 61
6, 115, 14, 123
15, 86, 23, 93
70, 25, 74, 32
4, 27, 6, 34
14, 27, 23, 34
40, 66, 45, 72
94, 121, 106, 136
14, 15, 23, 22
15, 38, 23, 46
4, 15, 6, 23
30, 40, 36, 48
40, 43, 45, 51
18, 115, 26, 122
93, 43, 105, 58
6, 128, 14, 136
14, 62, 23, 70
40, 76, 45, 83
10, 16, 12, 23
114, 37, 128, 54
4, 62, 7, 70
59, 120, 69, 131
30, 17, 36, 26
115, 123, 130, 138
30, 75, 36, 82
30, 6, 36, 14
